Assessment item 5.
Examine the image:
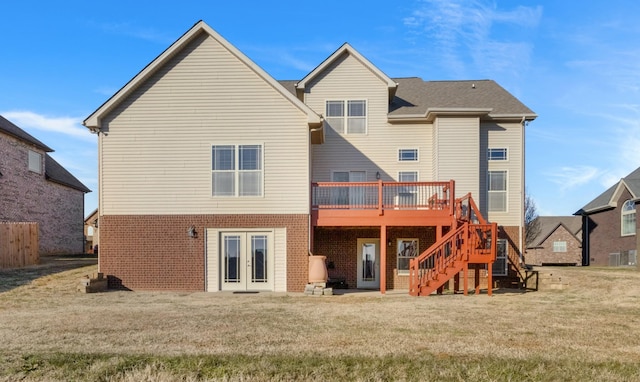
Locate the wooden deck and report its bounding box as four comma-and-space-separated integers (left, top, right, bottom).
311, 180, 456, 227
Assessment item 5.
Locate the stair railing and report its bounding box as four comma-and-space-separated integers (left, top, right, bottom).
409, 222, 469, 296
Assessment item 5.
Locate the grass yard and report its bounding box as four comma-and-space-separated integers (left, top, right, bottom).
1, 257, 639, 381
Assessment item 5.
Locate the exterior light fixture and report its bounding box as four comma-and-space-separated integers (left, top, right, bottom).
376, 171, 380, 180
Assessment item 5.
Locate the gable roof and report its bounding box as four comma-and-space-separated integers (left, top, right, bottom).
576, 166, 640, 215
84, 20, 322, 130
0, 115, 53, 152
295, 43, 398, 99
528, 216, 582, 248
45, 154, 91, 193
389, 78, 537, 122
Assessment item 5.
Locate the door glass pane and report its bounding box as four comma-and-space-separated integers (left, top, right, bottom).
251, 235, 268, 283
224, 236, 241, 282
362, 243, 376, 281
350, 171, 366, 206
332, 172, 349, 205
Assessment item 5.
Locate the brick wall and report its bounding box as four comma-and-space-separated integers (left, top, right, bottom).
100, 214, 308, 292
526, 226, 582, 266
0, 134, 85, 255
313, 226, 436, 290
586, 188, 637, 266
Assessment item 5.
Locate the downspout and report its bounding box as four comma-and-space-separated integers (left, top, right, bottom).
520, 116, 526, 265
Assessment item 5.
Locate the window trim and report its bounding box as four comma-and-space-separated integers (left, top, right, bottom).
488, 148, 508, 161
487, 170, 508, 212
552, 241, 567, 252
211, 144, 264, 198
621, 199, 636, 237
396, 238, 419, 275
325, 99, 368, 135
398, 148, 419, 162
28, 150, 43, 174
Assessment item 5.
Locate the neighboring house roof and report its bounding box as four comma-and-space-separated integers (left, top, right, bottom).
576, 166, 640, 215
0, 115, 90, 193
528, 216, 582, 248
0, 115, 53, 152
84, 208, 99, 224
45, 154, 91, 193
84, 20, 322, 131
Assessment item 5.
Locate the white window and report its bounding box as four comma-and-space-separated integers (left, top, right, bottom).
492, 239, 508, 276
488, 148, 508, 161
212, 144, 262, 197
397, 171, 418, 206
553, 241, 567, 252
396, 238, 419, 274
621, 199, 636, 236
325, 100, 367, 134
398, 149, 418, 162
488, 171, 507, 212
28, 150, 42, 174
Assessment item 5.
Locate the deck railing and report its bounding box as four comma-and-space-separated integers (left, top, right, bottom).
311, 180, 454, 211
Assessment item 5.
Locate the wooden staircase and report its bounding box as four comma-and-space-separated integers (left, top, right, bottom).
409, 194, 497, 296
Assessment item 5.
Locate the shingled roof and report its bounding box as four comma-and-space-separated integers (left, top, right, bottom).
44, 154, 91, 193
576, 166, 640, 215
528, 216, 582, 248
0, 115, 90, 193
278, 77, 536, 120
0, 115, 53, 152
390, 78, 536, 119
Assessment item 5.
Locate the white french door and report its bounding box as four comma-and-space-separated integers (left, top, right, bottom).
220, 232, 274, 291
356, 238, 380, 289
332, 171, 366, 205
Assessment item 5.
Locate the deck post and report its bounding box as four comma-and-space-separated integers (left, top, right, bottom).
463, 262, 469, 296
474, 266, 480, 294
380, 225, 387, 294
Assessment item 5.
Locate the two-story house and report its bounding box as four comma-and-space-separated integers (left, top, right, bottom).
575, 166, 640, 267
0, 115, 91, 255
84, 21, 536, 293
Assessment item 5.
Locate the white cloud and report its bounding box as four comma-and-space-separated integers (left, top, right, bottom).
1, 111, 93, 141
545, 166, 602, 192
403, 0, 542, 78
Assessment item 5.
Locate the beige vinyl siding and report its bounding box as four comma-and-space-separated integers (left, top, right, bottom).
433, 117, 480, 199
481, 121, 524, 226
99, 32, 310, 215
306, 53, 432, 181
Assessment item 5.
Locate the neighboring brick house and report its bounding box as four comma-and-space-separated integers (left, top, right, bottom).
84, 208, 99, 253
0, 115, 91, 255
575, 167, 640, 267
84, 21, 536, 293
525, 216, 582, 266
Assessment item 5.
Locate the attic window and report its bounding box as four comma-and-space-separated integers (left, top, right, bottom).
28, 150, 42, 174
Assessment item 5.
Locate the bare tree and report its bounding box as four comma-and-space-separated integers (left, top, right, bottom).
525, 193, 541, 248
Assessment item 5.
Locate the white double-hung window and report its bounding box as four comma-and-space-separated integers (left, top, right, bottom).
212, 144, 263, 197
488, 170, 507, 212
325, 100, 367, 134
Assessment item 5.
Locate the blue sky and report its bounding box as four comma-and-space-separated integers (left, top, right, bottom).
1, 1, 639, 217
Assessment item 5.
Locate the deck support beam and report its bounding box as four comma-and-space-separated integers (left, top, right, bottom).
380, 225, 387, 294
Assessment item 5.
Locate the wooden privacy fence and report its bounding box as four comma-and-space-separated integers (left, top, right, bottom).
0, 222, 39, 269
